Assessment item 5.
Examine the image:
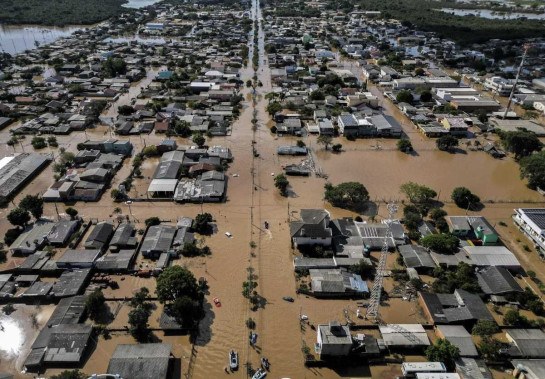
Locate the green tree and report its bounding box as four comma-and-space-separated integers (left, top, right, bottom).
31, 136, 47, 149
349, 259, 374, 280
503, 309, 531, 326
420, 90, 432, 102
429, 208, 447, 222
145, 217, 161, 227
274, 174, 289, 197
50, 370, 86, 379
7, 208, 30, 228
425, 338, 460, 371
128, 307, 150, 341
266, 101, 282, 116
102, 57, 127, 78
396, 90, 413, 104
472, 320, 500, 337
4, 228, 22, 245
451, 187, 480, 210
111, 188, 125, 202
332, 143, 343, 152
317, 135, 333, 150
194, 213, 213, 234
420, 233, 459, 254
156, 266, 200, 303
296, 140, 306, 148
400, 182, 437, 204
520, 151, 545, 190
65, 207, 78, 220
171, 295, 202, 328
397, 138, 413, 153
19, 194, 43, 220
478, 337, 503, 361
193, 133, 205, 147
500, 129, 543, 159
130, 287, 151, 310
324, 182, 369, 210
85, 289, 105, 321
436, 135, 459, 152
174, 120, 192, 137
118, 105, 135, 116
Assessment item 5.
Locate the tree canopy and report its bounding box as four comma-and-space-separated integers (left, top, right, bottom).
274, 174, 290, 196
420, 233, 459, 255
156, 266, 200, 303
102, 57, 127, 78
432, 262, 481, 293
400, 182, 437, 204
85, 289, 105, 321
194, 213, 213, 235
520, 151, 545, 190
19, 194, 44, 220
324, 182, 369, 210
425, 339, 460, 371
436, 135, 459, 152
451, 187, 480, 210
500, 129, 543, 159
7, 208, 31, 228
396, 90, 413, 104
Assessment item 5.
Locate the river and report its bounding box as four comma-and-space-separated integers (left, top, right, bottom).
439, 8, 545, 20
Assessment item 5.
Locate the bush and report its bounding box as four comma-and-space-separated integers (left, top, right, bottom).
31, 136, 47, 149
397, 138, 413, 153
324, 182, 369, 210
194, 213, 213, 235
396, 90, 413, 104
4, 228, 22, 246
436, 135, 459, 152
451, 187, 480, 210
425, 339, 460, 371
420, 233, 459, 255
332, 143, 342, 152
472, 320, 500, 337
145, 217, 161, 227
274, 174, 289, 196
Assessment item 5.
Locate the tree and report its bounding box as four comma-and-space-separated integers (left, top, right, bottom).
194, 213, 213, 234
111, 188, 125, 202
174, 120, 192, 137
130, 287, 151, 310
472, 320, 500, 337
400, 182, 437, 204
429, 208, 447, 221
171, 295, 202, 328
266, 101, 282, 116
520, 151, 545, 190
414, 67, 425, 76
317, 135, 333, 150
128, 307, 150, 341
425, 338, 460, 370
503, 309, 531, 327
156, 266, 200, 303
193, 133, 205, 147
309, 90, 325, 101
65, 207, 78, 220
332, 143, 342, 152
7, 208, 30, 228
296, 140, 306, 148
436, 135, 459, 152
4, 228, 22, 245
180, 242, 211, 257
349, 259, 374, 280
102, 57, 127, 78
85, 289, 105, 321
19, 194, 43, 220
145, 217, 161, 227
500, 129, 543, 159
420, 90, 432, 102
397, 138, 413, 153
420, 233, 459, 254
324, 182, 369, 210
478, 337, 503, 361
396, 90, 413, 104
451, 187, 480, 210
50, 370, 86, 379
118, 105, 135, 116
272, 174, 289, 196
31, 136, 47, 149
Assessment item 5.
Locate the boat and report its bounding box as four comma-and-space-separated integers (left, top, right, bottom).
213, 297, 221, 307
261, 357, 270, 371
282, 296, 294, 302
252, 368, 267, 379
229, 350, 238, 370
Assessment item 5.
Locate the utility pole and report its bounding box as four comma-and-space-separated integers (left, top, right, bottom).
503, 44, 530, 120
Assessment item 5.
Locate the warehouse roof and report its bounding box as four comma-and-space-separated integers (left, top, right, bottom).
108, 343, 171, 379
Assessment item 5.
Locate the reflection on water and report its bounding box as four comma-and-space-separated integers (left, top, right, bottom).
0, 24, 85, 55
123, 0, 162, 8
0, 317, 24, 357
440, 8, 545, 20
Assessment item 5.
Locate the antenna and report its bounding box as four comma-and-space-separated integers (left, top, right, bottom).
503, 44, 530, 119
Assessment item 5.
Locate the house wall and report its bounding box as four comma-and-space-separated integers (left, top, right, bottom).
293, 237, 332, 248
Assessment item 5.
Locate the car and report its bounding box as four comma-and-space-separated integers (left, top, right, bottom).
282, 296, 294, 302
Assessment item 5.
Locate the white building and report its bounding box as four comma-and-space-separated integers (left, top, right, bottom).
513, 208, 545, 256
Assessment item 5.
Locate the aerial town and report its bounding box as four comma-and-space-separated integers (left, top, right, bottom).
1, 0, 545, 378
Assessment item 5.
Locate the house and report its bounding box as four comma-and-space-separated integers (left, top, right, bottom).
316, 321, 353, 357
95, 249, 136, 272
379, 324, 430, 348
51, 269, 91, 298
398, 245, 436, 273
290, 209, 332, 248
418, 289, 494, 326
513, 208, 545, 256
462, 246, 521, 271
10, 222, 55, 256
506, 329, 545, 358
109, 223, 138, 252
107, 344, 172, 379
0, 153, 51, 199
476, 266, 522, 296
511, 359, 545, 379
441, 117, 468, 137
337, 114, 359, 136
140, 225, 176, 259
56, 249, 101, 269
47, 220, 80, 246
84, 222, 114, 250
436, 325, 479, 357
309, 268, 368, 298
445, 216, 498, 244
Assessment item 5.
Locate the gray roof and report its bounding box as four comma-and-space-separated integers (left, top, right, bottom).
437, 325, 479, 357
141, 225, 176, 254
508, 329, 545, 358
10, 222, 55, 254
47, 220, 79, 245
84, 222, 114, 250
399, 244, 436, 269
57, 249, 100, 266
108, 343, 171, 379
0, 153, 51, 198
455, 358, 493, 379
476, 266, 522, 295
511, 359, 545, 379
110, 223, 136, 247
51, 269, 91, 298
319, 322, 352, 345
379, 324, 430, 346
153, 160, 181, 180
95, 249, 136, 271
463, 246, 521, 268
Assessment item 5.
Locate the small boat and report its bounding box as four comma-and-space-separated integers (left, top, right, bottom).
229, 350, 238, 370
282, 296, 294, 302
252, 368, 267, 379
261, 357, 270, 371
213, 297, 221, 307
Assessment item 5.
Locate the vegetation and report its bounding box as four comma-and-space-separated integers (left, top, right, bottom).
317, 135, 333, 150
400, 182, 437, 208
19, 194, 44, 220
31, 136, 47, 149
266, 101, 282, 116
193, 133, 206, 147
432, 262, 481, 293
145, 217, 161, 227
128, 287, 152, 341
397, 138, 413, 153
420, 233, 459, 255
102, 57, 127, 78
472, 320, 500, 338
50, 370, 86, 379
156, 266, 201, 304
7, 208, 31, 228
179, 241, 211, 257
436, 135, 459, 152
451, 187, 480, 210
499, 129, 542, 160
0, 0, 127, 26
194, 213, 213, 235
274, 174, 290, 196
349, 259, 374, 280
4, 228, 22, 245
174, 120, 192, 137
85, 289, 105, 321
503, 309, 535, 327
478, 337, 503, 361
118, 105, 135, 116
425, 338, 460, 371
520, 151, 545, 190
332, 143, 343, 153
65, 207, 78, 220
396, 90, 413, 104
324, 182, 369, 210
171, 295, 203, 328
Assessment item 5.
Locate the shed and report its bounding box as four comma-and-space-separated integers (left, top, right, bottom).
107, 343, 172, 379
436, 325, 479, 357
